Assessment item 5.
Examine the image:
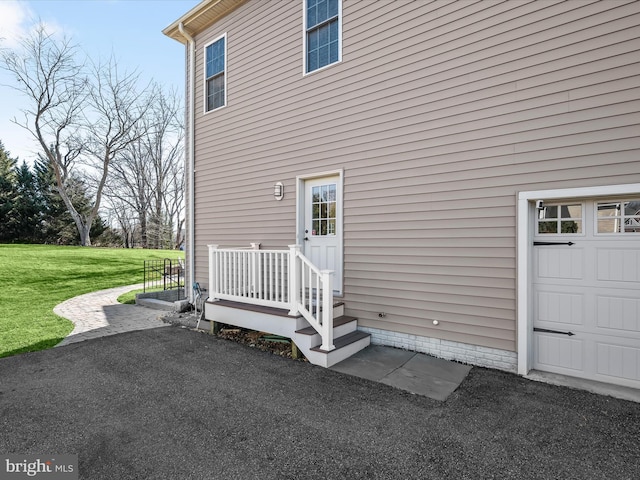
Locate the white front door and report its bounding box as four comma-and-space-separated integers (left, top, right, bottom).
303, 176, 343, 294
532, 198, 640, 388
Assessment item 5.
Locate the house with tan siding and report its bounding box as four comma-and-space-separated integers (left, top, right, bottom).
164, 0, 640, 388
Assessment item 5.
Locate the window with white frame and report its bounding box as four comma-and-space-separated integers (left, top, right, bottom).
537, 203, 583, 234
305, 0, 340, 73
311, 183, 337, 236
596, 199, 640, 233
205, 35, 226, 112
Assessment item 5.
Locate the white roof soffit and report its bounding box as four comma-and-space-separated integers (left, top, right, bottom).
163, 0, 247, 43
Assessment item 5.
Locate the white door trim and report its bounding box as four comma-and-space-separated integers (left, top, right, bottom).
516, 183, 640, 376
296, 169, 344, 295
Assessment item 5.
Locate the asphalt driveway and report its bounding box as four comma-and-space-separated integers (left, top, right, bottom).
1, 326, 639, 480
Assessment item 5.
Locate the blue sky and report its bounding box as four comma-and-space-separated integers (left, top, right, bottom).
0, 0, 199, 164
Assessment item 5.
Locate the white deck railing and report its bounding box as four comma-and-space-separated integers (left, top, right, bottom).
208, 244, 335, 351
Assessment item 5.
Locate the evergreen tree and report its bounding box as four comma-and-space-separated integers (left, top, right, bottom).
0, 142, 18, 242
12, 161, 43, 242
34, 156, 75, 244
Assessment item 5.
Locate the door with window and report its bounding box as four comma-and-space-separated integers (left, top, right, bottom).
303, 176, 342, 294
532, 198, 640, 388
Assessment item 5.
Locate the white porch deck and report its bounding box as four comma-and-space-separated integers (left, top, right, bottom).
204, 244, 369, 367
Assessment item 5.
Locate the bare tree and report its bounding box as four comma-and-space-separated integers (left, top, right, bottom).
146, 86, 184, 249
102, 200, 137, 248
102, 139, 154, 247
104, 84, 184, 249
80, 56, 153, 245
2, 25, 89, 241
164, 147, 185, 249
1, 25, 153, 246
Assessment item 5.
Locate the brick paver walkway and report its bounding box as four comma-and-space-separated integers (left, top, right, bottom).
54, 284, 170, 347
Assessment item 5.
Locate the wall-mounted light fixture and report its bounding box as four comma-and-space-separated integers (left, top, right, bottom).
274, 182, 284, 201
536, 200, 545, 219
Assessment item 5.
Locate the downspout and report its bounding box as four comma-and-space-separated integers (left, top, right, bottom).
178, 22, 196, 303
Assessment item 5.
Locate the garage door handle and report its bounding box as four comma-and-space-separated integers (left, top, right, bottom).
534, 327, 575, 336
533, 241, 575, 246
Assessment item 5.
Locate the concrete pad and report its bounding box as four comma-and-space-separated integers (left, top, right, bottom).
381, 369, 461, 401
331, 346, 472, 401
401, 352, 472, 384
135, 298, 175, 311
330, 345, 414, 381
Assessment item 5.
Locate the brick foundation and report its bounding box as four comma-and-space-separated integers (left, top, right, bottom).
359, 326, 517, 372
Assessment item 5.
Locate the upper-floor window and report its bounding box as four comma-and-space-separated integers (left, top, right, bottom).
205, 34, 226, 112
305, 0, 341, 73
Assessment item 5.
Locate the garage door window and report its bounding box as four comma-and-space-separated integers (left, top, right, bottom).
596, 200, 640, 234
537, 203, 583, 234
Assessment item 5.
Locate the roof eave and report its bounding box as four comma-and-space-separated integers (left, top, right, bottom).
162, 0, 246, 44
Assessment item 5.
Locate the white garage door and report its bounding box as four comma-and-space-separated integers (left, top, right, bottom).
532, 198, 640, 389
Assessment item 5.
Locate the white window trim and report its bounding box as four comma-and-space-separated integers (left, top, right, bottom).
534, 201, 586, 237
203, 32, 227, 114
594, 198, 640, 236
302, 0, 343, 76
516, 183, 640, 377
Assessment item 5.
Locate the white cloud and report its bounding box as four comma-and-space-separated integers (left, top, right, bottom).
0, 0, 32, 49
0, 1, 70, 51
35, 19, 68, 40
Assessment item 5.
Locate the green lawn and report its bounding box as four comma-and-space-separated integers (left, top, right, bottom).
0, 244, 184, 358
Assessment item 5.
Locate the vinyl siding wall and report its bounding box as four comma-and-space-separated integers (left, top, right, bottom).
190, 0, 640, 353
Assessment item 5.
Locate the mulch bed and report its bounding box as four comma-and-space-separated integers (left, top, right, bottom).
161, 310, 306, 361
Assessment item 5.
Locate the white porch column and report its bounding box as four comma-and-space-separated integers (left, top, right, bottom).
208, 244, 219, 299
248, 243, 260, 299
288, 244, 301, 316
320, 269, 335, 351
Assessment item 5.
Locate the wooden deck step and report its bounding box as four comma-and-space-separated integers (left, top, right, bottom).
295, 315, 357, 336
208, 299, 345, 318
206, 298, 368, 367
208, 299, 293, 317
310, 330, 370, 353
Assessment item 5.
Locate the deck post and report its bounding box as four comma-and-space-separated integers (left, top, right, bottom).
291, 340, 301, 359
210, 321, 221, 335
249, 243, 260, 299
208, 244, 219, 300
288, 244, 301, 316
320, 269, 335, 351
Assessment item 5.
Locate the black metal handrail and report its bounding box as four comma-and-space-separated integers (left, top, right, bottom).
143, 258, 185, 294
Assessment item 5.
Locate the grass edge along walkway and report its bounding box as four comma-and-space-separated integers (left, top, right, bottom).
0, 244, 183, 359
